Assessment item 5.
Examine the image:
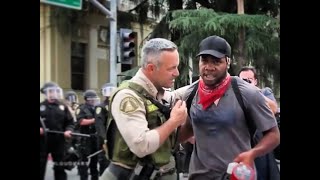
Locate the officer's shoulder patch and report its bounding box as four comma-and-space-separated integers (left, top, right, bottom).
59, 105, 65, 111
40, 105, 46, 111
76, 108, 81, 115
119, 96, 140, 113
96, 107, 101, 114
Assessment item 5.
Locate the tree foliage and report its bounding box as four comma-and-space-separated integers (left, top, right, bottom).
129, 1, 279, 94
167, 9, 279, 89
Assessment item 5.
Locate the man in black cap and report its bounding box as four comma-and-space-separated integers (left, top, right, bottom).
173, 35, 280, 180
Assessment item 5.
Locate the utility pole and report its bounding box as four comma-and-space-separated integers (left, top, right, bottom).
88, 0, 117, 85
109, 0, 117, 85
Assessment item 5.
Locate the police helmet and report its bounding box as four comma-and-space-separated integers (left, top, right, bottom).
65, 91, 78, 104
41, 82, 63, 100
40, 82, 58, 94
101, 83, 116, 97
83, 89, 100, 106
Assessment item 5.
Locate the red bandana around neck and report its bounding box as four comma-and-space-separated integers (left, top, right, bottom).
198, 75, 231, 110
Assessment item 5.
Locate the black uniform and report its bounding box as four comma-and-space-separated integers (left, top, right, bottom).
94, 101, 110, 174
40, 100, 75, 180
76, 104, 99, 180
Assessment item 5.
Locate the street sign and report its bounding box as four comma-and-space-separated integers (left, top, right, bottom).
40, 0, 82, 10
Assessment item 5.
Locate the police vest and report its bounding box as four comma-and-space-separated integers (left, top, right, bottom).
106, 81, 175, 168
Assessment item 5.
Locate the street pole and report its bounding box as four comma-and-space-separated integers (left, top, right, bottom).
88, 0, 117, 85
109, 0, 117, 86
88, 0, 114, 20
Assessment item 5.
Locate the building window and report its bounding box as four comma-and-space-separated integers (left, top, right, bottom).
71, 42, 86, 90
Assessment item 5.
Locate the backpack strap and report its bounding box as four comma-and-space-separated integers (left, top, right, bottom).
231, 77, 257, 143
186, 81, 199, 117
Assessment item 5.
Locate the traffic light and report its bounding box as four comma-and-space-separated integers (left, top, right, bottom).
119, 28, 136, 64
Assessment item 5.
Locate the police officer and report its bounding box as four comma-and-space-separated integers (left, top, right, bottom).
40, 82, 75, 180
76, 90, 100, 180
100, 38, 188, 180
94, 83, 116, 175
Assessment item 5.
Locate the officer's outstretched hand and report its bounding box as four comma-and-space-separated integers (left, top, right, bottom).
170, 100, 187, 126
40, 128, 44, 135
64, 130, 72, 138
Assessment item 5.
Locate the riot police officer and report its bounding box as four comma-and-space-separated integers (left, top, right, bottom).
40, 82, 75, 180
76, 90, 100, 180
94, 83, 116, 175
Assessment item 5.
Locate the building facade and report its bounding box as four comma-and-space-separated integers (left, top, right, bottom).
40, 2, 157, 102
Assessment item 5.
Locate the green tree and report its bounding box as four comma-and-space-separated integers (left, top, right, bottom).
129, 0, 279, 93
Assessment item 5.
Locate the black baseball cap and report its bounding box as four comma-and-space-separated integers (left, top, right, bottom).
196, 35, 231, 58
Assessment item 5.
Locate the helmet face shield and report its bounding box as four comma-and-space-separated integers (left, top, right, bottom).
66, 94, 78, 104
45, 87, 63, 100
86, 97, 100, 106
102, 86, 116, 97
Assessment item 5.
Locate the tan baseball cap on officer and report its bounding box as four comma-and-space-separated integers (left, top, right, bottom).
196, 35, 231, 58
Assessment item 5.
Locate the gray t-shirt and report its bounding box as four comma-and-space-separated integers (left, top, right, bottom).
180, 76, 277, 180
261, 87, 277, 103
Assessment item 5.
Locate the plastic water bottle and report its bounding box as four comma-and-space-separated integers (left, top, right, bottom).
230, 163, 255, 180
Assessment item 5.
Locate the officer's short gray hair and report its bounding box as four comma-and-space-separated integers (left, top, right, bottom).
141, 38, 177, 69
